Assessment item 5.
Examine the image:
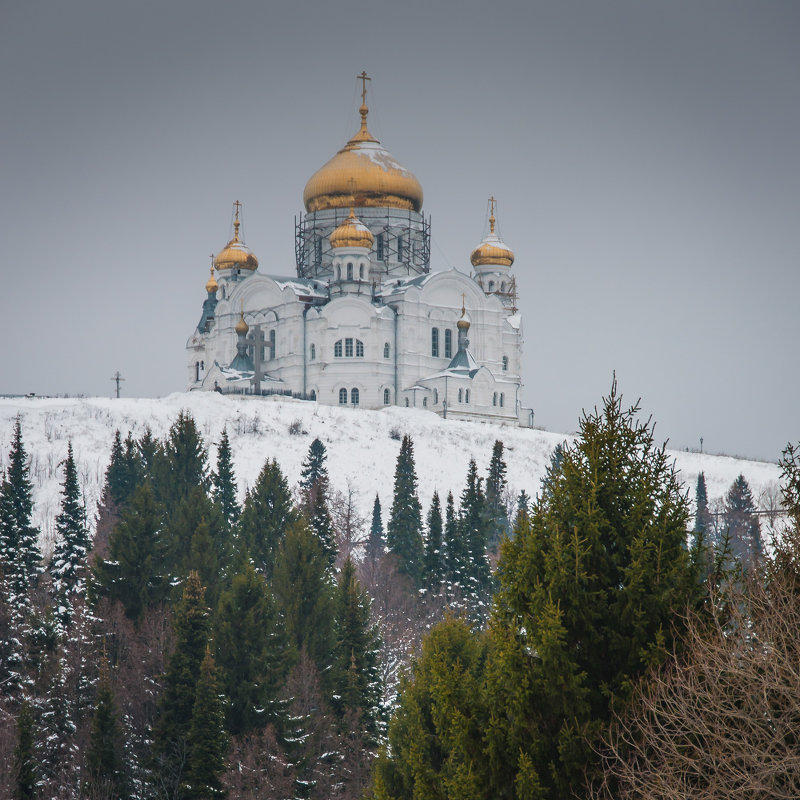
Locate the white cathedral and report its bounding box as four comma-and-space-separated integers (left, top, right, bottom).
186, 75, 532, 426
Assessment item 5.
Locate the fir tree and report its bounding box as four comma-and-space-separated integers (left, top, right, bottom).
237, 458, 297, 578
300, 437, 329, 492
515, 489, 531, 527
386, 435, 424, 585
443, 490, 465, 589
485, 440, 509, 548
694, 472, 711, 533
723, 474, 763, 571
367, 493, 384, 560
137, 426, 160, 473
184, 648, 228, 800
214, 561, 292, 735
152, 411, 209, 508
86, 656, 126, 799
13, 699, 36, 800
539, 442, 565, 501
212, 427, 240, 528
299, 438, 336, 564
0, 417, 42, 598
152, 572, 211, 793
49, 442, 90, 626
424, 491, 445, 586
458, 458, 492, 602
104, 430, 142, 510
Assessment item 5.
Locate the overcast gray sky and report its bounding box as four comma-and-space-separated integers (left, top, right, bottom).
1, 1, 797, 462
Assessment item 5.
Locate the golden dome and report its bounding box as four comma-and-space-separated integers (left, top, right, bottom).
470, 198, 514, 268
330, 209, 374, 250
457, 297, 471, 330
235, 309, 249, 336
205, 265, 218, 294
303, 79, 423, 213
214, 203, 259, 271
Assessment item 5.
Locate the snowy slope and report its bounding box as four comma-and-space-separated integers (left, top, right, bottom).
0, 393, 783, 555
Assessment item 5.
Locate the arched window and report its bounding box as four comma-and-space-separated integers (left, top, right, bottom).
347, 262, 353, 280
423, 396, 428, 407
502, 355, 509, 372
335, 265, 340, 281
269, 329, 276, 359
339, 388, 347, 404
500, 282, 506, 292
195, 362, 200, 382
334, 340, 343, 358
493, 392, 497, 406
310, 389, 317, 401
356, 339, 364, 357
500, 393, 505, 407
433, 388, 438, 405
458, 388, 463, 403
431, 327, 439, 357
383, 388, 390, 405
444, 329, 452, 358
488, 280, 495, 291
310, 344, 316, 360
345, 338, 354, 357
359, 263, 364, 279
351, 388, 359, 405
465, 389, 470, 404
383, 342, 390, 359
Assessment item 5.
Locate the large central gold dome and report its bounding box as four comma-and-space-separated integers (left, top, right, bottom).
303, 99, 423, 213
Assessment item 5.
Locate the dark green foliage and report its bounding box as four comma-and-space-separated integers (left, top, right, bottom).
333, 557, 381, 733
485, 440, 509, 548
91, 482, 169, 621
212, 427, 240, 528
104, 430, 142, 509
424, 491, 444, 585
86, 657, 126, 799
484, 380, 698, 798
272, 519, 336, 681
151, 411, 209, 508
184, 649, 228, 799
50, 442, 90, 626
539, 442, 564, 501
13, 700, 36, 800
152, 573, 212, 791
694, 472, 711, 533
723, 474, 763, 571
458, 459, 492, 600
300, 438, 336, 564
300, 438, 329, 491
215, 561, 292, 735
444, 491, 465, 587
515, 490, 531, 527
372, 617, 488, 800
780, 442, 800, 530
387, 435, 424, 584
137, 426, 160, 474
367, 493, 384, 560
0, 417, 42, 597
237, 458, 297, 578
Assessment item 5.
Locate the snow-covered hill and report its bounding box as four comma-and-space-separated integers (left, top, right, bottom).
0, 393, 783, 554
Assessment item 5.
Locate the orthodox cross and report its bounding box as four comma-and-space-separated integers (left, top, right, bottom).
246, 325, 268, 395
110, 371, 125, 399
233, 200, 242, 220
357, 70, 371, 105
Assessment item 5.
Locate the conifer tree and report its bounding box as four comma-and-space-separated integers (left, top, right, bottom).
86, 655, 125, 799
424, 491, 444, 586
137, 426, 160, 474
367, 493, 384, 560
694, 472, 711, 534
485, 440, 509, 548
443, 490, 465, 588
50, 442, 90, 626
13, 699, 36, 800
152, 572, 211, 792
152, 411, 209, 508
237, 458, 297, 578
184, 648, 228, 800
458, 458, 492, 600
211, 427, 239, 528
723, 474, 763, 571
515, 489, 531, 527
0, 417, 42, 598
386, 435, 424, 585
300, 438, 336, 564
272, 519, 336, 682
104, 430, 142, 510
215, 561, 292, 735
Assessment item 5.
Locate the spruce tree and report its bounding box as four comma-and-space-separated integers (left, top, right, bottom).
386, 435, 424, 585
515, 489, 531, 527
151, 572, 211, 792
444, 491, 465, 589
152, 411, 209, 508
13, 699, 36, 800
86, 656, 125, 799
237, 458, 297, 578
137, 426, 160, 474
458, 458, 492, 600
299, 438, 336, 564
211, 427, 240, 528
214, 561, 292, 735
694, 472, 711, 533
485, 440, 509, 548
184, 648, 228, 800
424, 491, 444, 586
50, 442, 90, 626
723, 474, 763, 571
300, 437, 329, 491
367, 493, 384, 560
104, 430, 142, 510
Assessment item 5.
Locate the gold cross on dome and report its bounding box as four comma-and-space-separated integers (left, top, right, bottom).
233, 200, 242, 220
489, 196, 496, 217
357, 71, 371, 105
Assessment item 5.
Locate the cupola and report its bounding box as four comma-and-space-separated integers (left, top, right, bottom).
330, 209, 374, 250
470, 197, 514, 268
214, 201, 259, 272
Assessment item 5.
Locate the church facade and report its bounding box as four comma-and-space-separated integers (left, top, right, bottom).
186, 76, 531, 426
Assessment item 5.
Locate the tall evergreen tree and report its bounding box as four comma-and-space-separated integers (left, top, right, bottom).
86, 655, 126, 799
458, 458, 492, 599
104, 430, 142, 510
443, 491, 464, 588
13, 699, 36, 800
237, 458, 297, 578
212, 427, 240, 528
485, 440, 509, 548
152, 573, 211, 794
137, 426, 160, 474
215, 561, 292, 735
367, 493, 384, 560
515, 489, 531, 527
300, 438, 329, 491
723, 474, 763, 571
424, 491, 445, 586
0, 417, 42, 598
184, 648, 228, 800
484, 381, 699, 799
386, 435, 424, 585
694, 472, 711, 533
50, 442, 90, 626
152, 411, 209, 508
299, 438, 336, 564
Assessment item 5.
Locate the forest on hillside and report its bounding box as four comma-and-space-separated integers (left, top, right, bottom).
1, 382, 797, 799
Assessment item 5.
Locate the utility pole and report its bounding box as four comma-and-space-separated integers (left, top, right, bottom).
110, 371, 125, 399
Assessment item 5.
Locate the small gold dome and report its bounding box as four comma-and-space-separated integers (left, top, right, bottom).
214, 203, 259, 271
303, 81, 423, 213
330, 209, 374, 250
235, 310, 249, 336
470, 200, 514, 268
457, 297, 470, 330
205, 265, 218, 294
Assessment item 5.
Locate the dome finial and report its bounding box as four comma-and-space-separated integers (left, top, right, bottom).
489, 196, 496, 234
235, 301, 249, 336
233, 200, 242, 240
205, 257, 218, 293
357, 70, 371, 136
457, 294, 470, 330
